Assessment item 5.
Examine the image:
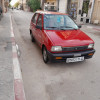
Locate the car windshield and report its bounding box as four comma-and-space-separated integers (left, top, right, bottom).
44, 14, 78, 30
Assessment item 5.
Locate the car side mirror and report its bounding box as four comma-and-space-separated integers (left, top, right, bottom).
36, 25, 42, 30
78, 25, 82, 28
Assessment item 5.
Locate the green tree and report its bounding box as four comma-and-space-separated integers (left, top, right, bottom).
27, 0, 41, 12
9, 4, 12, 8
82, 1, 89, 14
14, 2, 19, 8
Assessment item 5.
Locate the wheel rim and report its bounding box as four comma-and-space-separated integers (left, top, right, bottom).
43, 49, 47, 61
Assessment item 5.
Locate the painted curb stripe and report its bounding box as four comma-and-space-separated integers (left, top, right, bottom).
13, 58, 22, 79
10, 15, 26, 100
14, 80, 26, 100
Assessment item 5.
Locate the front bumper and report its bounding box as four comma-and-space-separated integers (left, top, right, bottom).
47, 49, 95, 62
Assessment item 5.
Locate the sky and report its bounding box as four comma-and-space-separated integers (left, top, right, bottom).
10, 0, 19, 6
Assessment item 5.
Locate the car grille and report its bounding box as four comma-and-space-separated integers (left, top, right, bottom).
62, 46, 88, 51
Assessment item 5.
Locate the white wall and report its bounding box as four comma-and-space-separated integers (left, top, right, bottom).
59, 0, 67, 13
88, 0, 95, 22
76, 0, 83, 23
19, 0, 26, 4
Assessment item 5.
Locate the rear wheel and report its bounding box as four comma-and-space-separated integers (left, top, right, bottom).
43, 47, 49, 63
30, 32, 35, 42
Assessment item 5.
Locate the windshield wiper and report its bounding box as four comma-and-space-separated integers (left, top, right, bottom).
60, 26, 78, 30
46, 27, 58, 29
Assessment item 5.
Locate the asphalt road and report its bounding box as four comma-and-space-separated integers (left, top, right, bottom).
12, 10, 100, 100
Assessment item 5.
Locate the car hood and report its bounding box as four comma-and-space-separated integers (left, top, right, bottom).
45, 29, 94, 47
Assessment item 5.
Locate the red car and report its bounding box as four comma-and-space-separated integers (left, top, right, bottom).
30, 11, 95, 63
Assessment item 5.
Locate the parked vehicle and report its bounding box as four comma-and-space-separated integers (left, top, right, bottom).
30, 11, 95, 63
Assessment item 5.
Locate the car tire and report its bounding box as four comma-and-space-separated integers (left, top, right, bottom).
43, 47, 49, 63
30, 33, 35, 42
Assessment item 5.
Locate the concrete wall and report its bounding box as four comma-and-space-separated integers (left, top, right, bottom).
76, 0, 83, 23
19, 0, 28, 11
46, 0, 57, 6
87, 0, 95, 23
91, 0, 100, 24
1, 0, 5, 13
19, 0, 26, 4
59, 0, 67, 13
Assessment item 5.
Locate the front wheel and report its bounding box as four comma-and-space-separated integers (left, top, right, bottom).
43, 47, 49, 63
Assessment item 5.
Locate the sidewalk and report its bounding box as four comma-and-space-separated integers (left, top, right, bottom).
81, 24, 100, 36
0, 12, 14, 100
86, 24, 100, 31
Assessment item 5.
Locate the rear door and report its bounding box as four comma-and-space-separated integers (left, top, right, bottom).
31, 13, 39, 39
35, 14, 43, 47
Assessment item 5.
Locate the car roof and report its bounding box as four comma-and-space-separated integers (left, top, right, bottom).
36, 10, 68, 15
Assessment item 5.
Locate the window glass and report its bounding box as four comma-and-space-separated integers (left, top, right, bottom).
32, 13, 38, 24
44, 14, 78, 30
37, 15, 42, 27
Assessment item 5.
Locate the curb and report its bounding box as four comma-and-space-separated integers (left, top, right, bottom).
10, 14, 26, 100
93, 28, 100, 31
87, 26, 100, 31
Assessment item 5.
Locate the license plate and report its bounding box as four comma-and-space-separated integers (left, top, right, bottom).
66, 56, 84, 63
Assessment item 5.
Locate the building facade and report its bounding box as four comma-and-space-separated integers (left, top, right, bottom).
0, 0, 5, 13
0, 0, 9, 13
41, 0, 100, 24
19, 0, 29, 11
41, 0, 84, 22
91, 0, 100, 24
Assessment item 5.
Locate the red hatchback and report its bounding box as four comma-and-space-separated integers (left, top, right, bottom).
30, 11, 95, 63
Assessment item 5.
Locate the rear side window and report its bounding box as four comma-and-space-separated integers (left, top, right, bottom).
37, 14, 42, 27
32, 13, 38, 24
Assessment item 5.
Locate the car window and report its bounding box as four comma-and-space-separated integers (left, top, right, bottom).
37, 14, 42, 27
32, 13, 38, 24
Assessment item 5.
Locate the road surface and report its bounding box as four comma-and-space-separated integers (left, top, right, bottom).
11, 10, 100, 100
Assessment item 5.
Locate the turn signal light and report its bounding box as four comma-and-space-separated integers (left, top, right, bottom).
55, 57, 62, 59
88, 53, 93, 56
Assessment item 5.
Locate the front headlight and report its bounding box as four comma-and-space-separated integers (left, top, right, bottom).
88, 44, 94, 49
51, 46, 62, 52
